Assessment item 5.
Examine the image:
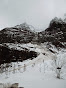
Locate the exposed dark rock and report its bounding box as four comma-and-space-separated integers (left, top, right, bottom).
0, 23, 35, 43
0, 44, 37, 65
48, 49, 56, 53
38, 17, 66, 48
0, 20, 66, 48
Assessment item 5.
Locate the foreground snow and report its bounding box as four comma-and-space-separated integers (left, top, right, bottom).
0, 60, 66, 88
0, 43, 66, 88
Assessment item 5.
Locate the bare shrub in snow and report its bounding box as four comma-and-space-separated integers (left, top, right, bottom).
13, 63, 16, 74
32, 63, 35, 67
39, 64, 41, 72
52, 53, 66, 79
23, 64, 26, 72
43, 59, 45, 73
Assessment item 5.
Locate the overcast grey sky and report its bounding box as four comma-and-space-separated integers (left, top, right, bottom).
0, 0, 66, 31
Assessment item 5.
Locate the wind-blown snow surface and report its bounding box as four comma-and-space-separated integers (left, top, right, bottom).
0, 43, 66, 88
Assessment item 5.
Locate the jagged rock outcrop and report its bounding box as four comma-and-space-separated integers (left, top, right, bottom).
0, 23, 35, 43
0, 19, 66, 48
38, 17, 66, 48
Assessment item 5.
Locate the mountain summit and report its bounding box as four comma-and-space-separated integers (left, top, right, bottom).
0, 23, 35, 43
38, 17, 66, 48
0, 18, 66, 48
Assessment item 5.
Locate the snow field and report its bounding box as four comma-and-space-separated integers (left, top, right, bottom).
0, 43, 66, 88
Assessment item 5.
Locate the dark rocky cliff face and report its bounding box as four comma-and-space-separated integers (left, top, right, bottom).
0, 23, 37, 65
0, 23, 35, 43
0, 19, 66, 48
0, 44, 37, 65
38, 17, 66, 48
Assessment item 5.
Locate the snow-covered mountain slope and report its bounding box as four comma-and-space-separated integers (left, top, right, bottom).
0, 17, 66, 88
0, 43, 66, 88
15, 23, 35, 32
